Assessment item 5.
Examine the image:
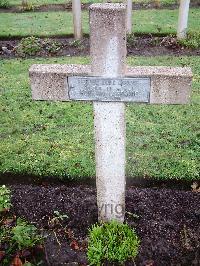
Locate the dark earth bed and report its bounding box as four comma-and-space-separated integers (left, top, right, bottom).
0, 35, 199, 59
0, 1, 200, 13
6, 183, 200, 265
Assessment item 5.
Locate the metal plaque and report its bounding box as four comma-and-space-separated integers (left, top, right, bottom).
68, 76, 150, 103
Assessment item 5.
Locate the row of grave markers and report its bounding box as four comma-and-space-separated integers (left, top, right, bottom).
30, 3, 192, 222
72, 0, 191, 39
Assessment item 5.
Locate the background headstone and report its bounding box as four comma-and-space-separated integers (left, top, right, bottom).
124, 0, 132, 34
72, 0, 82, 40
177, 0, 190, 39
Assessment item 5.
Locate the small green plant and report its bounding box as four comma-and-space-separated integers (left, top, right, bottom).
0, 185, 12, 212
21, 0, 35, 11
42, 38, 62, 54
0, 225, 11, 243
87, 220, 140, 265
127, 33, 136, 47
0, 0, 9, 8
126, 211, 140, 219
178, 31, 200, 49
16, 37, 62, 57
16, 36, 41, 57
69, 39, 84, 50
53, 210, 68, 220
49, 210, 68, 227
0, 218, 43, 264
23, 262, 33, 266
12, 218, 43, 250
154, 0, 161, 8
151, 36, 161, 46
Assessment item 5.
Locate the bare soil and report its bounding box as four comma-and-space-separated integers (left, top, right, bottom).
0, 35, 199, 59
4, 183, 200, 266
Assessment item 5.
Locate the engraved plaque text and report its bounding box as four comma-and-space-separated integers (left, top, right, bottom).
68, 76, 150, 102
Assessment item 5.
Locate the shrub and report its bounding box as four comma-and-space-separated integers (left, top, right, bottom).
0, 0, 9, 8
0, 185, 12, 212
42, 38, 62, 54
87, 220, 140, 265
16, 37, 62, 57
12, 218, 42, 249
16, 36, 41, 57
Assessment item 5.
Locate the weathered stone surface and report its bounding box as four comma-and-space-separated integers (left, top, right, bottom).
90, 3, 126, 222
30, 64, 192, 104
29, 64, 90, 101
125, 66, 192, 104
90, 3, 126, 78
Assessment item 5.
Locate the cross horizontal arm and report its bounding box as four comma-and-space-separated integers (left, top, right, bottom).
29, 64, 192, 104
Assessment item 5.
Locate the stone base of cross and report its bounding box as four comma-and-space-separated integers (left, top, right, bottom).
29, 4, 192, 222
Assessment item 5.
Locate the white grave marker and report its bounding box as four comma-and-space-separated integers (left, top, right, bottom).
124, 0, 132, 34
72, 0, 82, 39
177, 0, 190, 39
29, 3, 192, 222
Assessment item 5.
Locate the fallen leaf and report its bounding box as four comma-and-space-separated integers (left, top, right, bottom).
80, 238, 88, 250
1, 208, 10, 213
11, 255, 23, 266
191, 182, 198, 190
21, 249, 31, 258
66, 228, 74, 239
145, 260, 155, 266
3, 217, 15, 225
35, 244, 44, 251
0, 251, 5, 261
70, 240, 79, 250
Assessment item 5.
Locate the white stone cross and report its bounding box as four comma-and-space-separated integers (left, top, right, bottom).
29, 4, 192, 222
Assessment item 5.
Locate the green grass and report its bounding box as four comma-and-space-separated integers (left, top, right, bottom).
0, 56, 199, 180
0, 8, 199, 38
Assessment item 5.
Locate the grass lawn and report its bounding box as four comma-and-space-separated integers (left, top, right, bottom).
0, 8, 199, 37
0, 56, 199, 181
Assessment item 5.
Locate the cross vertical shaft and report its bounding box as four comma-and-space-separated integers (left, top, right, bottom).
90, 4, 127, 222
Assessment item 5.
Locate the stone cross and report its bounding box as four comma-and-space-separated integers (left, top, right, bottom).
29, 4, 192, 222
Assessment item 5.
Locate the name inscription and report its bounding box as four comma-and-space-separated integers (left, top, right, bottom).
68, 76, 150, 102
